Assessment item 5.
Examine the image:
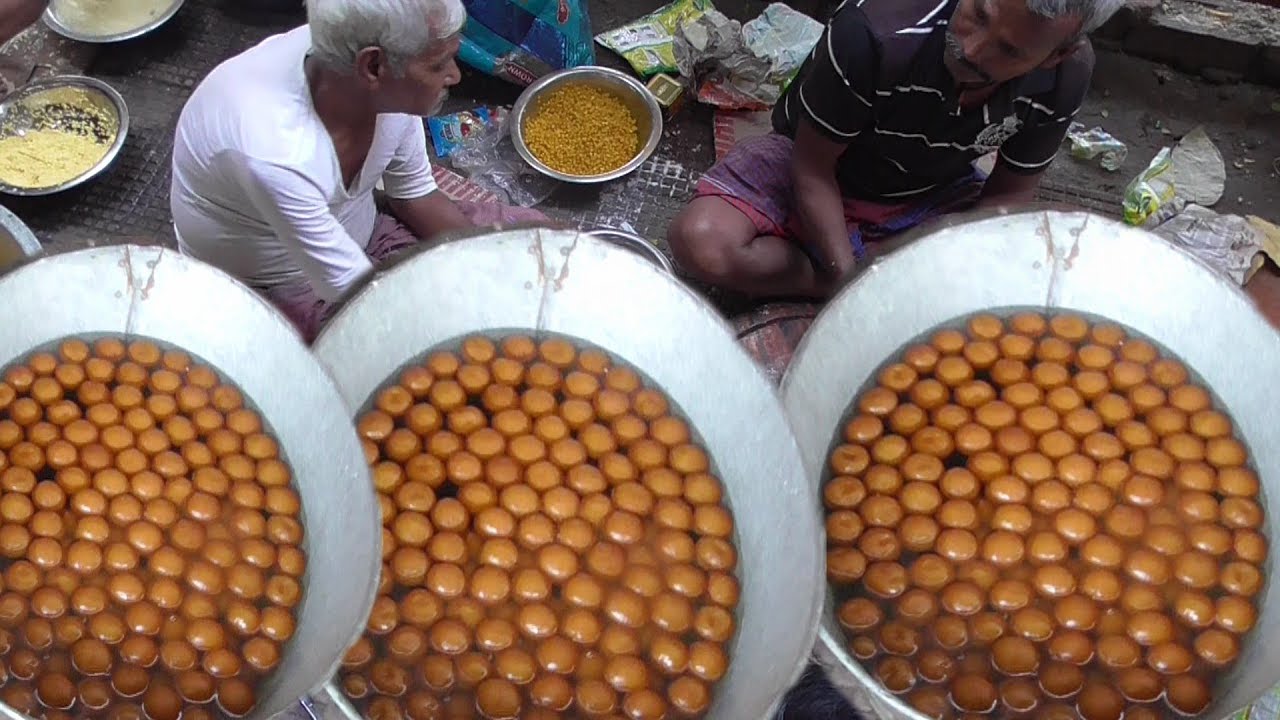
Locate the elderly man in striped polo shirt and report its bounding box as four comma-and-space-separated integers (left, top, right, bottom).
667, 0, 1124, 299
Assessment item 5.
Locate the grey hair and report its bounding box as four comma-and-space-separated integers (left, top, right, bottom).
306, 0, 466, 75
1026, 0, 1126, 33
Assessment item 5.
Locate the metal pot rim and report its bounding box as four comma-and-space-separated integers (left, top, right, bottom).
0, 204, 41, 263
782, 208, 1280, 720
0, 245, 380, 720
314, 228, 824, 719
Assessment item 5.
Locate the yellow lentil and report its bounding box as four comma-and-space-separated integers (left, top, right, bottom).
522, 84, 639, 176
0, 87, 117, 190
0, 130, 110, 188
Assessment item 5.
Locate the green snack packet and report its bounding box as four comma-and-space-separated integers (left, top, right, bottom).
1122, 147, 1175, 226
595, 0, 714, 77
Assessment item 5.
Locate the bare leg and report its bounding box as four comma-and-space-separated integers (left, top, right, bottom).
667, 197, 830, 299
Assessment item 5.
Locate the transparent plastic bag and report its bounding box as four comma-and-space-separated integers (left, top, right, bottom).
1066, 122, 1127, 171
448, 115, 560, 208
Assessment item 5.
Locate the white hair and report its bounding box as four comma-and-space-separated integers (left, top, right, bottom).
1026, 0, 1125, 33
306, 0, 466, 75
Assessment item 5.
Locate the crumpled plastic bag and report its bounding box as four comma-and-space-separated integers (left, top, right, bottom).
594, 0, 713, 77
1151, 204, 1266, 286
447, 114, 559, 208
672, 3, 822, 110
1065, 122, 1127, 171
1122, 126, 1225, 226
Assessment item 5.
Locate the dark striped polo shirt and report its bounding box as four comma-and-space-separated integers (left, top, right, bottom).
773, 0, 1093, 202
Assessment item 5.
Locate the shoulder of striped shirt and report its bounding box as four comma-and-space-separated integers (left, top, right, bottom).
800, 0, 950, 131
841, 0, 955, 37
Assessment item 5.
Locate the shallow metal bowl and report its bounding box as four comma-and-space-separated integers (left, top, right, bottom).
313, 228, 822, 719
42, 0, 185, 43
0, 75, 129, 197
510, 66, 663, 184
0, 246, 380, 720
585, 227, 675, 274
781, 209, 1280, 720
0, 204, 41, 271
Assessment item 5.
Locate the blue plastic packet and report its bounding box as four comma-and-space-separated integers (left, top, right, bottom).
458, 0, 595, 86
427, 107, 494, 159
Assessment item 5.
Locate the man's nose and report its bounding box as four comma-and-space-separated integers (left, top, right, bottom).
444, 60, 462, 87
963, 31, 987, 62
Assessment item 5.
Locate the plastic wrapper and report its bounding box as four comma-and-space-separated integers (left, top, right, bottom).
1123, 126, 1225, 226
426, 107, 492, 159
1122, 147, 1175, 226
1152, 204, 1267, 286
447, 114, 559, 208
672, 3, 822, 111
458, 0, 595, 86
1066, 122, 1127, 171
594, 0, 713, 78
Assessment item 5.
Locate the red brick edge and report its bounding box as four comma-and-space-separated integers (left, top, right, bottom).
713, 112, 739, 163
432, 166, 501, 204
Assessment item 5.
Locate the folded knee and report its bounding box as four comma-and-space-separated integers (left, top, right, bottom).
667, 212, 736, 280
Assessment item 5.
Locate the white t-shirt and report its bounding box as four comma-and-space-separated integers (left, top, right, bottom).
170, 26, 438, 302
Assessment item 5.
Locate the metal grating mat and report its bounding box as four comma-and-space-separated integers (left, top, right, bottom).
540, 156, 700, 246
1036, 178, 1123, 216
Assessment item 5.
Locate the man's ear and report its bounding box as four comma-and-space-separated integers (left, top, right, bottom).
1039, 38, 1085, 70
354, 46, 388, 84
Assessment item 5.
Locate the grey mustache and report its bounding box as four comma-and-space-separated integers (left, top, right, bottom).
944, 30, 993, 84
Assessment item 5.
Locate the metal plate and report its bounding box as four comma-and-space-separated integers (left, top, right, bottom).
313, 228, 823, 719
42, 0, 186, 44
0, 246, 380, 720
0, 204, 41, 271
0, 75, 130, 197
781, 208, 1280, 720
584, 227, 675, 273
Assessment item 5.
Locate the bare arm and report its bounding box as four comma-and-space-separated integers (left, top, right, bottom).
975, 162, 1043, 209
381, 119, 472, 244
792, 118, 856, 280
779, 6, 879, 283
387, 192, 472, 244
0, 0, 48, 46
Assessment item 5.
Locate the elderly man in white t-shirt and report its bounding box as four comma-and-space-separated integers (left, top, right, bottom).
171, 0, 545, 341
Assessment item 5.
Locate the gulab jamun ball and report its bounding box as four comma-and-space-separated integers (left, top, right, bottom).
341, 334, 741, 720
824, 312, 1266, 720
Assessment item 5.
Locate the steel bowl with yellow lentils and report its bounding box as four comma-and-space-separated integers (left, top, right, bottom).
520, 84, 641, 178
0, 80, 125, 195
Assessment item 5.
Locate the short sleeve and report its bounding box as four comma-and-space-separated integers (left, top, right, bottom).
228, 152, 373, 302
998, 42, 1094, 175
381, 118, 439, 200
792, 8, 880, 142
